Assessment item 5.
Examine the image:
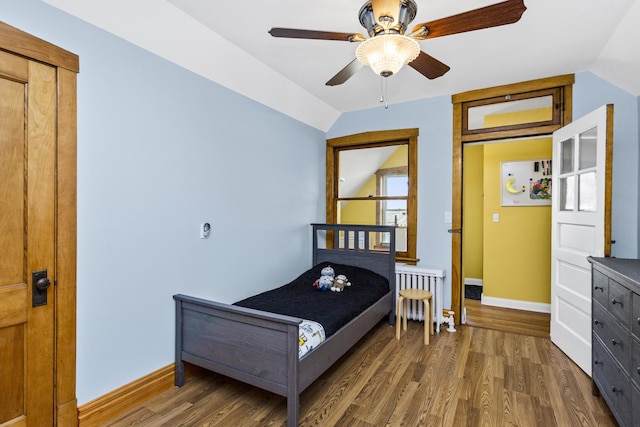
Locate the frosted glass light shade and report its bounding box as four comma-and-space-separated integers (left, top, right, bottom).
356, 34, 420, 77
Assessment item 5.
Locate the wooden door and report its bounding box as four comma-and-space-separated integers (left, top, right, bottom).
0, 51, 57, 425
550, 104, 613, 375
0, 21, 79, 425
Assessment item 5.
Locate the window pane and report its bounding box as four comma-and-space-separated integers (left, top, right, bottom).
337, 199, 407, 252
467, 95, 553, 130
382, 199, 407, 227
338, 200, 377, 226
384, 175, 408, 197
338, 145, 407, 198
559, 176, 575, 211
578, 172, 597, 212
561, 137, 574, 174
579, 127, 597, 170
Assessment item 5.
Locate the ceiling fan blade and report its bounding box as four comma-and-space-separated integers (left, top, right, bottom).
411, 0, 526, 39
326, 59, 364, 86
408, 51, 450, 79
372, 0, 401, 28
269, 28, 365, 42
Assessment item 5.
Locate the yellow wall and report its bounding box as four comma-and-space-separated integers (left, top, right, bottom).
482, 138, 552, 303
484, 107, 552, 128
462, 145, 484, 280
340, 145, 407, 224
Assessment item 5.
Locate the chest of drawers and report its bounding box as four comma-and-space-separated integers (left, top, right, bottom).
588, 257, 640, 427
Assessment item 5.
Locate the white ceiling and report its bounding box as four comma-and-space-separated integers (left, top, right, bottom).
43, 0, 640, 131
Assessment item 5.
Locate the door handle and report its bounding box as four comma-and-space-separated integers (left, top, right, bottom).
448, 228, 462, 234
32, 269, 50, 307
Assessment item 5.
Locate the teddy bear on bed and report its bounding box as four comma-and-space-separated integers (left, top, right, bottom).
313, 265, 335, 291
331, 274, 351, 292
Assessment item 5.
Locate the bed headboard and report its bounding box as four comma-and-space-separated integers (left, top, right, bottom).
311, 223, 396, 292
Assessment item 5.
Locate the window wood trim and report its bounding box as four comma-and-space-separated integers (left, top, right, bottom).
327, 128, 418, 264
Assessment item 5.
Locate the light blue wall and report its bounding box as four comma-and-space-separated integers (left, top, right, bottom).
574, 72, 640, 258
1, 0, 326, 404
328, 97, 454, 307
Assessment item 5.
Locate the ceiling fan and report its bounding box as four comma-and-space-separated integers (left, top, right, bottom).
269, 0, 526, 86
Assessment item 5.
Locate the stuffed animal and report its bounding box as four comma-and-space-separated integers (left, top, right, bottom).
312, 265, 336, 291
321, 265, 335, 278
336, 274, 350, 286
331, 274, 351, 292
313, 275, 333, 291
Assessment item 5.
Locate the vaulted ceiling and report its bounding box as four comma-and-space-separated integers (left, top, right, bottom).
43, 0, 640, 131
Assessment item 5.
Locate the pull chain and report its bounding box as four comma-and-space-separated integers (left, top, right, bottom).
384, 77, 388, 109
379, 76, 389, 109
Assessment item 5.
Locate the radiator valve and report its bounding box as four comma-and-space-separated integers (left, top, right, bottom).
443, 310, 457, 332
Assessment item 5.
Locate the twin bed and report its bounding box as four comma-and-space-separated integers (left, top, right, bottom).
174, 223, 396, 426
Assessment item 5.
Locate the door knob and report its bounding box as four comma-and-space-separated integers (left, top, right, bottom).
36, 277, 51, 291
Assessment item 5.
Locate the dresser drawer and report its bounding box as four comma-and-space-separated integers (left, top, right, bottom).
593, 337, 632, 427
609, 278, 632, 324
633, 292, 640, 339
593, 302, 631, 373
632, 337, 640, 389
593, 268, 609, 307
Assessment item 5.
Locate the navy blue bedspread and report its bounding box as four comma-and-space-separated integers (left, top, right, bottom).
234, 262, 390, 337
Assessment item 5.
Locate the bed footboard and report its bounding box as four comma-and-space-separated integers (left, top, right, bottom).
174, 294, 302, 424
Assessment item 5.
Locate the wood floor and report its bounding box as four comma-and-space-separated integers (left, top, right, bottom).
464, 298, 551, 337
105, 308, 615, 427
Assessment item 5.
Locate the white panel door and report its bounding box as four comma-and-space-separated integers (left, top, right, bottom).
550, 104, 612, 376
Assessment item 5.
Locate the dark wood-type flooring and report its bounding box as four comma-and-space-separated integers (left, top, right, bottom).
106, 303, 615, 426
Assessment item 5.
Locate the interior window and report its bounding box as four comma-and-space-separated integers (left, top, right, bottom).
327, 129, 418, 264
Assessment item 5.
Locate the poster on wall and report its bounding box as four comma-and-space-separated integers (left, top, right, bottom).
501, 160, 552, 206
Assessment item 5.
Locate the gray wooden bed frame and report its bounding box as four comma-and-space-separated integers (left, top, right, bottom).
174, 223, 396, 426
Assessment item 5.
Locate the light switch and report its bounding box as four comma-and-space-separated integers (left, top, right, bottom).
492, 213, 500, 223
444, 211, 452, 224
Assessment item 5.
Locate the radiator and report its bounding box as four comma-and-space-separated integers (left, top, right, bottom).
395, 264, 446, 333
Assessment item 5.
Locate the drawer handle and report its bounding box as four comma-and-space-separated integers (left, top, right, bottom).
594, 319, 600, 325
611, 386, 620, 393
611, 339, 619, 346
637, 317, 640, 325
594, 360, 602, 365
611, 298, 622, 306
637, 367, 640, 375
594, 285, 603, 291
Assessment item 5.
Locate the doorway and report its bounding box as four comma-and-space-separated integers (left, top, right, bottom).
461, 137, 553, 331
451, 74, 574, 324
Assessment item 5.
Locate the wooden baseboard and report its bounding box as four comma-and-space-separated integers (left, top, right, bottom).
77, 363, 201, 426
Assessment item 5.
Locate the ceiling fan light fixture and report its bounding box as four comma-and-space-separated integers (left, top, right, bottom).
356, 34, 420, 77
